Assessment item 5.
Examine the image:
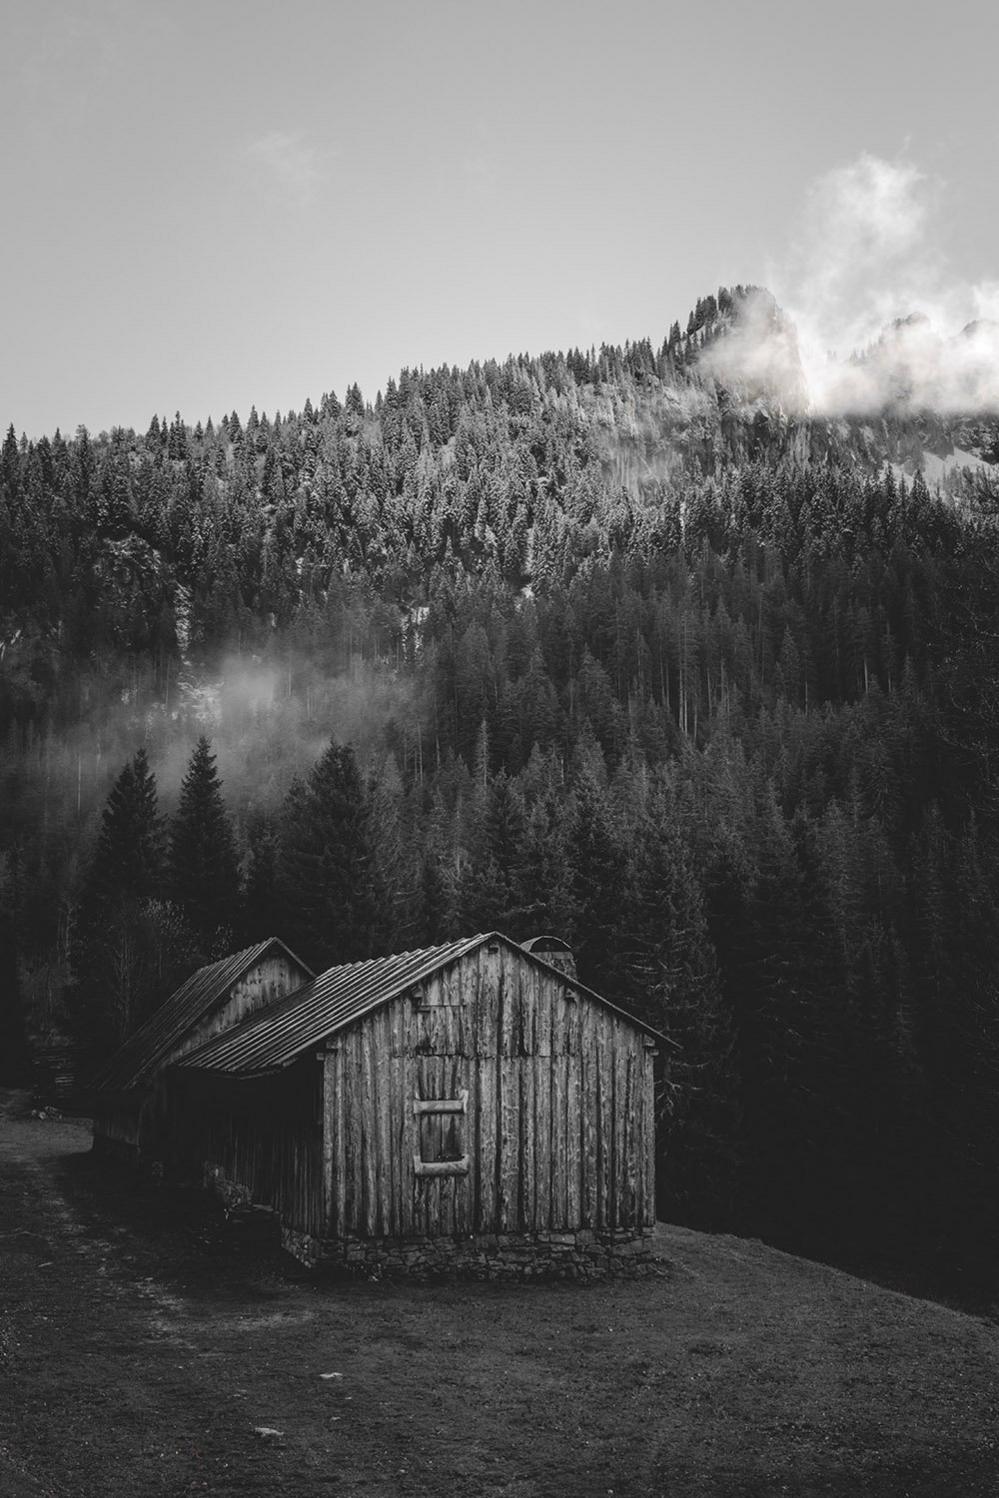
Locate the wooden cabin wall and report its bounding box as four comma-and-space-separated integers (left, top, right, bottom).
92, 1096, 141, 1157
323, 943, 656, 1244
95, 954, 311, 1160
167, 1061, 324, 1237
171, 953, 310, 1063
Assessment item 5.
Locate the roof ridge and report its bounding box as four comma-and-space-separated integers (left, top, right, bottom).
318, 932, 491, 974
93, 936, 311, 1092
177, 932, 490, 1074
121, 931, 670, 1083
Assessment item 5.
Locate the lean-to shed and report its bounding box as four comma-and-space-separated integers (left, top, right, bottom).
162, 931, 665, 1275
91, 938, 312, 1162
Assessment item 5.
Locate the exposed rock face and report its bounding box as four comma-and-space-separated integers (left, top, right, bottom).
697, 288, 810, 413
596, 288, 999, 494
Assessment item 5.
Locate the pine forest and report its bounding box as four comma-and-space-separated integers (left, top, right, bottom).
4, 288, 999, 1289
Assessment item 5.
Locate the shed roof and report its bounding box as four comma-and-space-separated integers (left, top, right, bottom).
93, 937, 313, 1093
177, 931, 667, 1078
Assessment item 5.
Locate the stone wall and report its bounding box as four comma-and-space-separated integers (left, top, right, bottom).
282, 1225, 663, 1281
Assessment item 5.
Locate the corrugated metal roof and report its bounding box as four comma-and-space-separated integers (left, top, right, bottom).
177, 931, 667, 1077
93, 937, 313, 1093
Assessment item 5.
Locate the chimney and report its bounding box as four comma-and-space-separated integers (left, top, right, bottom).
521, 935, 576, 982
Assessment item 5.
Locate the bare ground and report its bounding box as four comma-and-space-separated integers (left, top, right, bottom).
1, 1092, 998, 1497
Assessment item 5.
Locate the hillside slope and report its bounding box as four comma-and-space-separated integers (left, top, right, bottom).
6, 288, 999, 1299
1, 1101, 997, 1498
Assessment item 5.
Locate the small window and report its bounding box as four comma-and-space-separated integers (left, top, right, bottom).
412, 1089, 469, 1176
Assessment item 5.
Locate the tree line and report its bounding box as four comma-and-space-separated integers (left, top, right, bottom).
4, 287, 999, 1288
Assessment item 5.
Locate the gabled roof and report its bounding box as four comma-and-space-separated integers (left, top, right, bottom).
177, 931, 667, 1078
93, 937, 313, 1093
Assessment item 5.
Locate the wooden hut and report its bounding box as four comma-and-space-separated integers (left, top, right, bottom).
91, 938, 312, 1163
161, 931, 664, 1276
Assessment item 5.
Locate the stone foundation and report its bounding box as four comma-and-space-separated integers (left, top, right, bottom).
283, 1225, 663, 1281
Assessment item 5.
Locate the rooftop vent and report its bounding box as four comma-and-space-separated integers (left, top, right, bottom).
521, 935, 576, 982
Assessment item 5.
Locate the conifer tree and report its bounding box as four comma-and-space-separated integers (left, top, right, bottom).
242, 812, 279, 943
275, 740, 380, 970
567, 764, 627, 1001
417, 851, 450, 945
72, 749, 193, 1054
518, 786, 574, 938
620, 785, 739, 1225
167, 737, 241, 942
84, 747, 164, 912
457, 771, 529, 935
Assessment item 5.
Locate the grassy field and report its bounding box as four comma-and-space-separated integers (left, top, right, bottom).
1, 1095, 998, 1497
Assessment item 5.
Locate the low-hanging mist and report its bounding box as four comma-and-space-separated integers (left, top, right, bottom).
699, 154, 999, 416
4, 235, 999, 1295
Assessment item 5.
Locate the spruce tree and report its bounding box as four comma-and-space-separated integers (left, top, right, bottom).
275, 740, 380, 970
567, 765, 628, 1002
168, 737, 241, 942
457, 771, 529, 936
417, 852, 450, 946
72, 748, 185, 1055
242, 811, 279, 943
85, 747, 164, 911
621, 785, 739, 1226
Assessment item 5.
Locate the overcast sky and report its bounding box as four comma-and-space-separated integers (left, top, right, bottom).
2, 0, 996, 438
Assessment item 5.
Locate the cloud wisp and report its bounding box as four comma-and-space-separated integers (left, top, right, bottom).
703, 153, 999, 416
248, 130, 325, 207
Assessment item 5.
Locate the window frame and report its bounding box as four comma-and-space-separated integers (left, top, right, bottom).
412, 1087, 469, 1177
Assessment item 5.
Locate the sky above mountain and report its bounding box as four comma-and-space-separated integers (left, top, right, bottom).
2, 0, 997, 437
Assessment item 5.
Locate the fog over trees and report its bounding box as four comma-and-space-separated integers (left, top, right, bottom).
4, 288, 999, 1285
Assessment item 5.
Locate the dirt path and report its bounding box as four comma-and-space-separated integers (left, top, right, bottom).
2, 1093, 999, 1497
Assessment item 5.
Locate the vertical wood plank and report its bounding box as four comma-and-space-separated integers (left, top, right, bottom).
340, 1032, 355, 1235
376, 1007, 391, 1238
387, 998, 400, 1238
362, 1026, 377, 1237
447, 1055, 459, 1237
476, 1056, 490, 1232
520, 1056, 533, 1232
636, 1041, 645, 1232
630, 1041, 643, 1232
507, 949, 524, 1231
344, 1032, 357, 1236
351, 1030, 366, 1237
622, 1041, 635, 1230
419, 1054, 438, 1237
556, 1043, 570, 1231
534, 958, 547, 1232
580, 995, 595, 1228
612, 1029, 623, 1231
496, 948, 513, 1233
499, 941, 515, 1062
565, 990, 581, 1228
534, 966, 550, 1230
328, 1042, 340, 1237
322, 1051, 335, 1236
598, 1014, 611, 1231
559, 985, 574, 1229
610, 1022, 623, 1230
645, 1044, 657, 1230
399, 989, 411, 1238
548, 976, 562, 1231
477, 948, 493, 1236
459, 957, 475, 1235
